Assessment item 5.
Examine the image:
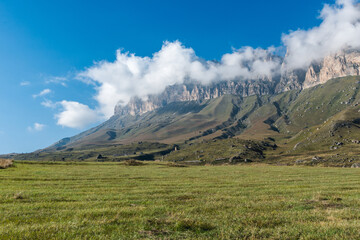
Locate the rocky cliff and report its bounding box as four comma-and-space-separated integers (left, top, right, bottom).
115, 50, 360, 117
303, 50, 360, 89
114, 79, 278, 116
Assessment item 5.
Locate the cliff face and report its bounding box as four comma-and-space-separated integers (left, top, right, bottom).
276, 68, 306, 93
115, 50, 360, 117
114, 79, 277, 116
303, 50, 360, 89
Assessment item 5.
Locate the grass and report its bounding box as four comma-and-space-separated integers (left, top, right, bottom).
1, 162, 360, 239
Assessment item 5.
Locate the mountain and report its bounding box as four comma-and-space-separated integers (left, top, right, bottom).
43, 75, 360, 151
29, 50, 360, 166
161, 76, 360, 166
14, 74, 360, 167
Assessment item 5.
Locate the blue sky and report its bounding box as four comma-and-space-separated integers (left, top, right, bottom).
0, 0, 345, 153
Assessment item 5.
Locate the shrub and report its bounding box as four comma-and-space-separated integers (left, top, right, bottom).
123, 160, 144, 166
0, 159, 13, 169
166, 162, 188, 167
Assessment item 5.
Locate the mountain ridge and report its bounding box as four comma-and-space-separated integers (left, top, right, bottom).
114, 50, 360, 117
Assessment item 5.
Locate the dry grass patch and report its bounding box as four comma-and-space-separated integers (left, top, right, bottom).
0, 158, 13, 169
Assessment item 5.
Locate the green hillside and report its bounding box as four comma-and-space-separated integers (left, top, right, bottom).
275, 76, 360, 133
164, 138, 276, 164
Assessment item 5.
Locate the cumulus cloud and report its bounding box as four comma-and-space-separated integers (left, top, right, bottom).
282, 0, 360, 69
33, 89, 52, 98
27, 123, 46, 132
40, 99, 101, 128
55, 101, 100, 129
78, 41, 281, 118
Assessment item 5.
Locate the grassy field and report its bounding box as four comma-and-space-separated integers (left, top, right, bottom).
1, 162, 360, 239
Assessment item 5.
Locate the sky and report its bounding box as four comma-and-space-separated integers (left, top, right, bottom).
1, 0, 358, 154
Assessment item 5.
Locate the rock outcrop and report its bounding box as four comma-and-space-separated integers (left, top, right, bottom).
115, 79, 277, 116
303, 50, 360, 89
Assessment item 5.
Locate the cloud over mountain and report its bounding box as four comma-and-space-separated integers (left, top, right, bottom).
78, 42, 280, 118
282, 0, 360, 69
53, 0, 360, 128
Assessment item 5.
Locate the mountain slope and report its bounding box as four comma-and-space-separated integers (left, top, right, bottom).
275, 76, 360, 134
46, 95, 242, 151
288, 106, 360, 153
44, 76, 360, 153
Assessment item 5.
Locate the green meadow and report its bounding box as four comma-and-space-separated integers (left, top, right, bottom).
1, 162, 360, 239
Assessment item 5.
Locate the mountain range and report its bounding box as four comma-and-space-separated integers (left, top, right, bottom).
12, 49, 360, 166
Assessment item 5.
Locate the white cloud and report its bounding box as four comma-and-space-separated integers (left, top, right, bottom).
33, 89, 52, 98
282, 0, 360, 69
27, 123, 46, 132
20, 81, 30, 86
41, 99, 57, 109
46, 76, 68, 86
78, 41, 281, 118
55, 101, 101, 129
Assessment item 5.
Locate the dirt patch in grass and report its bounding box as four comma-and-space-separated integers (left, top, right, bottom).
304, 195, 346, 210
0, 159, 13, 169
139, 229, 170, 237
175, 195, 193, 201
174, 219, 215, 232
145, 217, 215, 234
